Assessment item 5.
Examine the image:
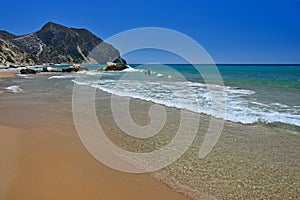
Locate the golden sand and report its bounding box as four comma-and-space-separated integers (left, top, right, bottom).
0, 71, 188, 200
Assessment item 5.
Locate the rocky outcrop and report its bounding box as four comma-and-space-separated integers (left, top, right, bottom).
113, 56, 127, 65
98, 62, 128, 71
20, 68, 37, 74
0, 38, 38, 67
62, 64, 89, 72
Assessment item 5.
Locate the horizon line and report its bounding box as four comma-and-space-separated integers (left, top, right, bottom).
126, 63, 300, 65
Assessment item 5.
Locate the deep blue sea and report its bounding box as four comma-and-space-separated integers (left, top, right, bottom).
45, 64, 300, 127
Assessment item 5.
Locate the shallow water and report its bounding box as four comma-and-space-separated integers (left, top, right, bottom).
93, 88, 300, 199
44, 64, 300, 127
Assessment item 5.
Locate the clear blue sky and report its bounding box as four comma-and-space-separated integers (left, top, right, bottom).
1, 0, 300, 64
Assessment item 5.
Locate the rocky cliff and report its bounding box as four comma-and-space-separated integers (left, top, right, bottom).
0, 38, 38, 68
0, 22, 123, 65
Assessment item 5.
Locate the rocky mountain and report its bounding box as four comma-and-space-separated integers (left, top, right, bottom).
0, 22, 123, 65
0, 38, 38, 68
0, 30, 17, 40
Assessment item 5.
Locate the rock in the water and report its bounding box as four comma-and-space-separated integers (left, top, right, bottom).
99, 62, 128, 71
62, 64, 89, 72
113, 56, 127, 65
20, 68, 37, 74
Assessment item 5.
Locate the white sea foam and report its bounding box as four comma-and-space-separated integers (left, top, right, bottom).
76, 71, 102, 76
69, 72, 300, 127
48, 75, 77, 79
6, 85, 24, 93
123, 66, 142, 72
250, 102, 270, 107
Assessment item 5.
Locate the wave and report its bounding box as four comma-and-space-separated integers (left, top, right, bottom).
72, 78, 300, 127
6, 85, 24, 93
48, 75, 77, 79
123, 66, 144, 72
45, 65, 300, 127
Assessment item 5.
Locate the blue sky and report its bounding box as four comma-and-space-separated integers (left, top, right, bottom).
1, 0, 300, 64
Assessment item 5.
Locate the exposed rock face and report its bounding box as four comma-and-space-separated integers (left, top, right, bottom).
87, 42, 121, 64
0, 38, 38, 67
8, 22, 122, 64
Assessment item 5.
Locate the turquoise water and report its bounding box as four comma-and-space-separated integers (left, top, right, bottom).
46, 64, 300, 127
131, 64, 300, 88
131, 64, 300, 104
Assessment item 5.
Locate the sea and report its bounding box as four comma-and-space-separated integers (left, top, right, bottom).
46, 64, 300, 128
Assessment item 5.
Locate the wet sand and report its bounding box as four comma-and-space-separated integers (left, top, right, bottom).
95, 91, 300, 200
0, 70, 18, 94
0, 73, 188, 200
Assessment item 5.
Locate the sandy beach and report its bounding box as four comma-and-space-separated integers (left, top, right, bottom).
0, 71, 188, 200
1, 1, 299, 198
0, 70, 299, 200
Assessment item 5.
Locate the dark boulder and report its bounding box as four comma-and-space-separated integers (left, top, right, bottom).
20, 68, 37, 74
106, 63, 128, 71
62, 67, 75, 72
62, 64, 89, 72
98, 62, 128, 71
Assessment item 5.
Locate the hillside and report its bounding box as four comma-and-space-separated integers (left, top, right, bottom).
0, 22, 123, 65
0, 38, 38, 68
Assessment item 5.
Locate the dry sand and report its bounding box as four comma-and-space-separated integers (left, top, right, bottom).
0, 71, 189, 200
